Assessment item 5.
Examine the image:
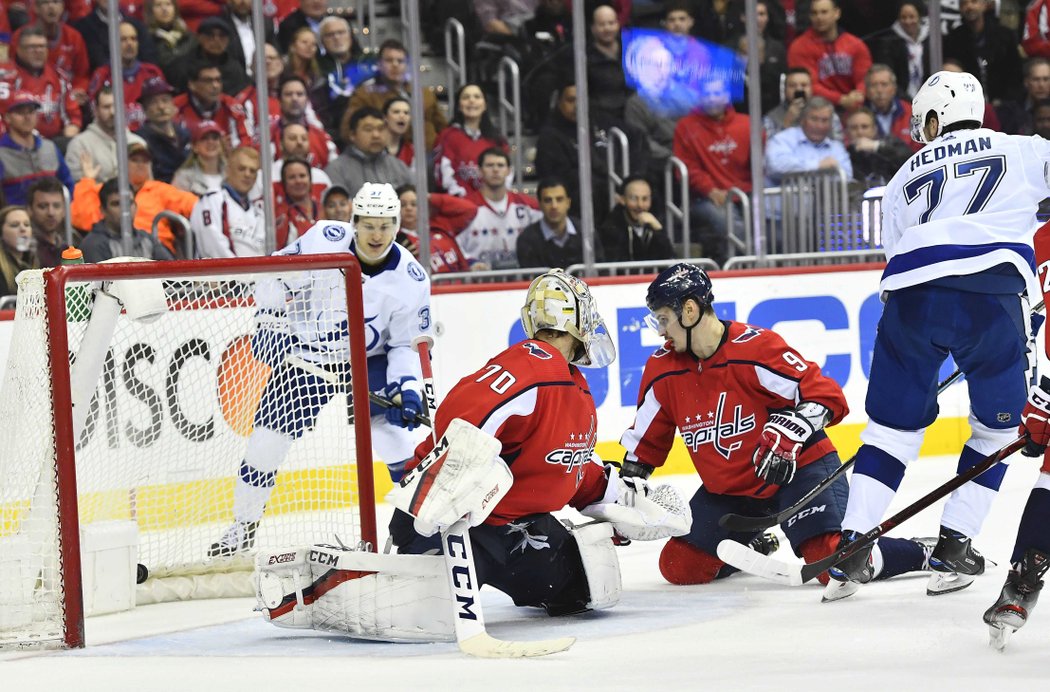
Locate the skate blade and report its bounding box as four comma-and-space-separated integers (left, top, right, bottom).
821, 579, 860, 603
926, 571, 977, 596
988, 624, 1013, 652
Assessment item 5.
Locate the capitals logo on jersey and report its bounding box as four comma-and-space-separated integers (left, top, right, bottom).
544, 414, 596, 484
680, 391, 757, 460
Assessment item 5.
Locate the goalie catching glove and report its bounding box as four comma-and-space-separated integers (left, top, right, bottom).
579, 465, 691, 541
752, 401, 831, 486
1020, 376, 1050, 458
386, 418, 512, 536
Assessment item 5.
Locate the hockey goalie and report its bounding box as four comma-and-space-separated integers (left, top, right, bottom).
252, 270, 692, 646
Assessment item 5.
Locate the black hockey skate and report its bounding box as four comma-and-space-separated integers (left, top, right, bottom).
208, 520, 258, 558
748, 532, 780, 556
827, 530, 874, 584
927, 525, 985, 595
984, 548, 1049, 651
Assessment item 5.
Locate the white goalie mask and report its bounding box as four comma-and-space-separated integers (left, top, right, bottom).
520, 269, 616, 368
351, 182, 401, 262
910, 70, 985, 144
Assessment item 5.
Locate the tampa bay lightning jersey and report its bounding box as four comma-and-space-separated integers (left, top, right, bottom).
880, 128, 1050, 296
262, 220, 432, 395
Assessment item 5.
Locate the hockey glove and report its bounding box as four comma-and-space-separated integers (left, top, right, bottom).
1019, 376, 1050, 457
752, 410, 816, 486
250, 309, 296, 369
383, 385, 424, 431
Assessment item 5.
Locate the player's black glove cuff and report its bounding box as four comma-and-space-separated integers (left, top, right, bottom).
620, 459, 654, 480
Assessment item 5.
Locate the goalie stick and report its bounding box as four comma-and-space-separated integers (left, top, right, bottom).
411, 335, 575, 658
716, 435, 1026, 586
718, 299, 1046, 533
285, 354, 431, 427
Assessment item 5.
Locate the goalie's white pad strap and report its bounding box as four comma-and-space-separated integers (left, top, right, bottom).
386, 418, 511, 533
579, 478, 693, 541
254, 545, 455, 642
572, 522, 621, 610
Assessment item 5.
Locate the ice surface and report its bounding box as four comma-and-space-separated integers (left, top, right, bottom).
3, 455, 1047, 690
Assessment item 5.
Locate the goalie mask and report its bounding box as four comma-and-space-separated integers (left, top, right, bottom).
910, 70, 984, 144
520, 269, 616, 368
351, 182, 401, 263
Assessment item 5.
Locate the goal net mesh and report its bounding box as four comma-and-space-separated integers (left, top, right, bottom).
0, 259, 374, 647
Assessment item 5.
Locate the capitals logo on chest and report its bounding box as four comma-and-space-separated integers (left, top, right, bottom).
681, 392, 756, 460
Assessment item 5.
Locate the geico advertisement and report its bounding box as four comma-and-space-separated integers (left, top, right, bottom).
429, 267, 979, 441
0, 266, 991, 468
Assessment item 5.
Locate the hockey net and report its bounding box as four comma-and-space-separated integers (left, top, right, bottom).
0, 255, 377, 648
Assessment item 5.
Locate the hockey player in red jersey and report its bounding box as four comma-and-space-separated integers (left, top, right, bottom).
622, 263, 932, 600
984, 222, 1050, 648
388, 269, 691, 616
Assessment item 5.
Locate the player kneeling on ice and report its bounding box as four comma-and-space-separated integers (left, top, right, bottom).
621, 264, 933, 601
252, 271, 690, 644
210, 182, 432, 558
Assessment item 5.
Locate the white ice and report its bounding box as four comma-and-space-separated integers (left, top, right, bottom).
3, 454, 1047, 691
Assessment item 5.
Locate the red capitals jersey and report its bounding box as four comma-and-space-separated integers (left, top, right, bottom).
89, 62, 165, 131
408, 339, 609, 525
0, 62, 82, 139
12, 24, 90, 93
1032, 221, 1050, 476
173, 92, 250, 149
621, 321, 848, 498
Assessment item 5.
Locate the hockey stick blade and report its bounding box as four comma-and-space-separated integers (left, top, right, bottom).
459, 632, 576, 659
720, 436, 1025, 586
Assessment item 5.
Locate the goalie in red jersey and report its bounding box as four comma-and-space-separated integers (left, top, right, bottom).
385, 269, 691, 617
621, 263, 932, 601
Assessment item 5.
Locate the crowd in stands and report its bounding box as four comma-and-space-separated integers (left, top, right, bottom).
0, 0, 1048, 298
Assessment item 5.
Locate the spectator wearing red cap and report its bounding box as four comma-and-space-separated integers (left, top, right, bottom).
13, 0, 91, 101
0, 91, 74, 206
173, 120, 227, 195
0, 26, 83, 144
71, 140, 199, 255
173, 59, 250, 148
271, 74, 335, 168
136, 75, 190, 183
88, 20, 166, 130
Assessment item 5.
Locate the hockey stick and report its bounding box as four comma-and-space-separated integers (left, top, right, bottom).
411, 335, 575, 658
718, 299, 1046, 533
285, 354, 431, 427
716, 435, 1026, 586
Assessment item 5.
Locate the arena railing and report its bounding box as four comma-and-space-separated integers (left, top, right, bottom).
663, 156, 691, 259
429, 266, 553, 286
444, 18, 466, 103
152, 211, 193, 260
726, 186, 752, 260
722, 249, 886, 271
606, 126, 630, 211
497, 56, 524, 186
357, 0, 377, 53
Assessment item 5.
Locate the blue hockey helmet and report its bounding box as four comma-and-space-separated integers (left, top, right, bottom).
646, 263, 714, 316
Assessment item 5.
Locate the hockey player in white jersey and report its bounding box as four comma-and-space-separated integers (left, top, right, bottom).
209, 182, 432, 557
831, 71, 1050, 594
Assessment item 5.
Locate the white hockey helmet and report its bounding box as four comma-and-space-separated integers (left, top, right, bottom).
520, 269, 616, 368
910, 70, 985, 144
352, 182, 401, 229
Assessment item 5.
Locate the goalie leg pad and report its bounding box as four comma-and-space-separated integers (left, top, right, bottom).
255, 545, 455, 642
572, 522, 621, 610
386, 418, 511, 534
254, 548, 314, 629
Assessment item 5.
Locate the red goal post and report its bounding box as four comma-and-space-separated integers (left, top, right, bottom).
0, 254, 377, 649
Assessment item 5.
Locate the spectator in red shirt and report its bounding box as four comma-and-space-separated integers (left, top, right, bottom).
274, 156, 318, 248
173, 60, 250, 148
14, 0, 91, 101
433, 83, 509, 197
89, 21, 166, 130
1, 27, 82, 143
395, 182, 476, 274
270, 74, 335, 168
786, 0, 871, 111
863, 63, 918, 152
272, 122, 331, 207
234, 41, 283, 147
384, 96, 413, 168
672, 78, 752, 268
